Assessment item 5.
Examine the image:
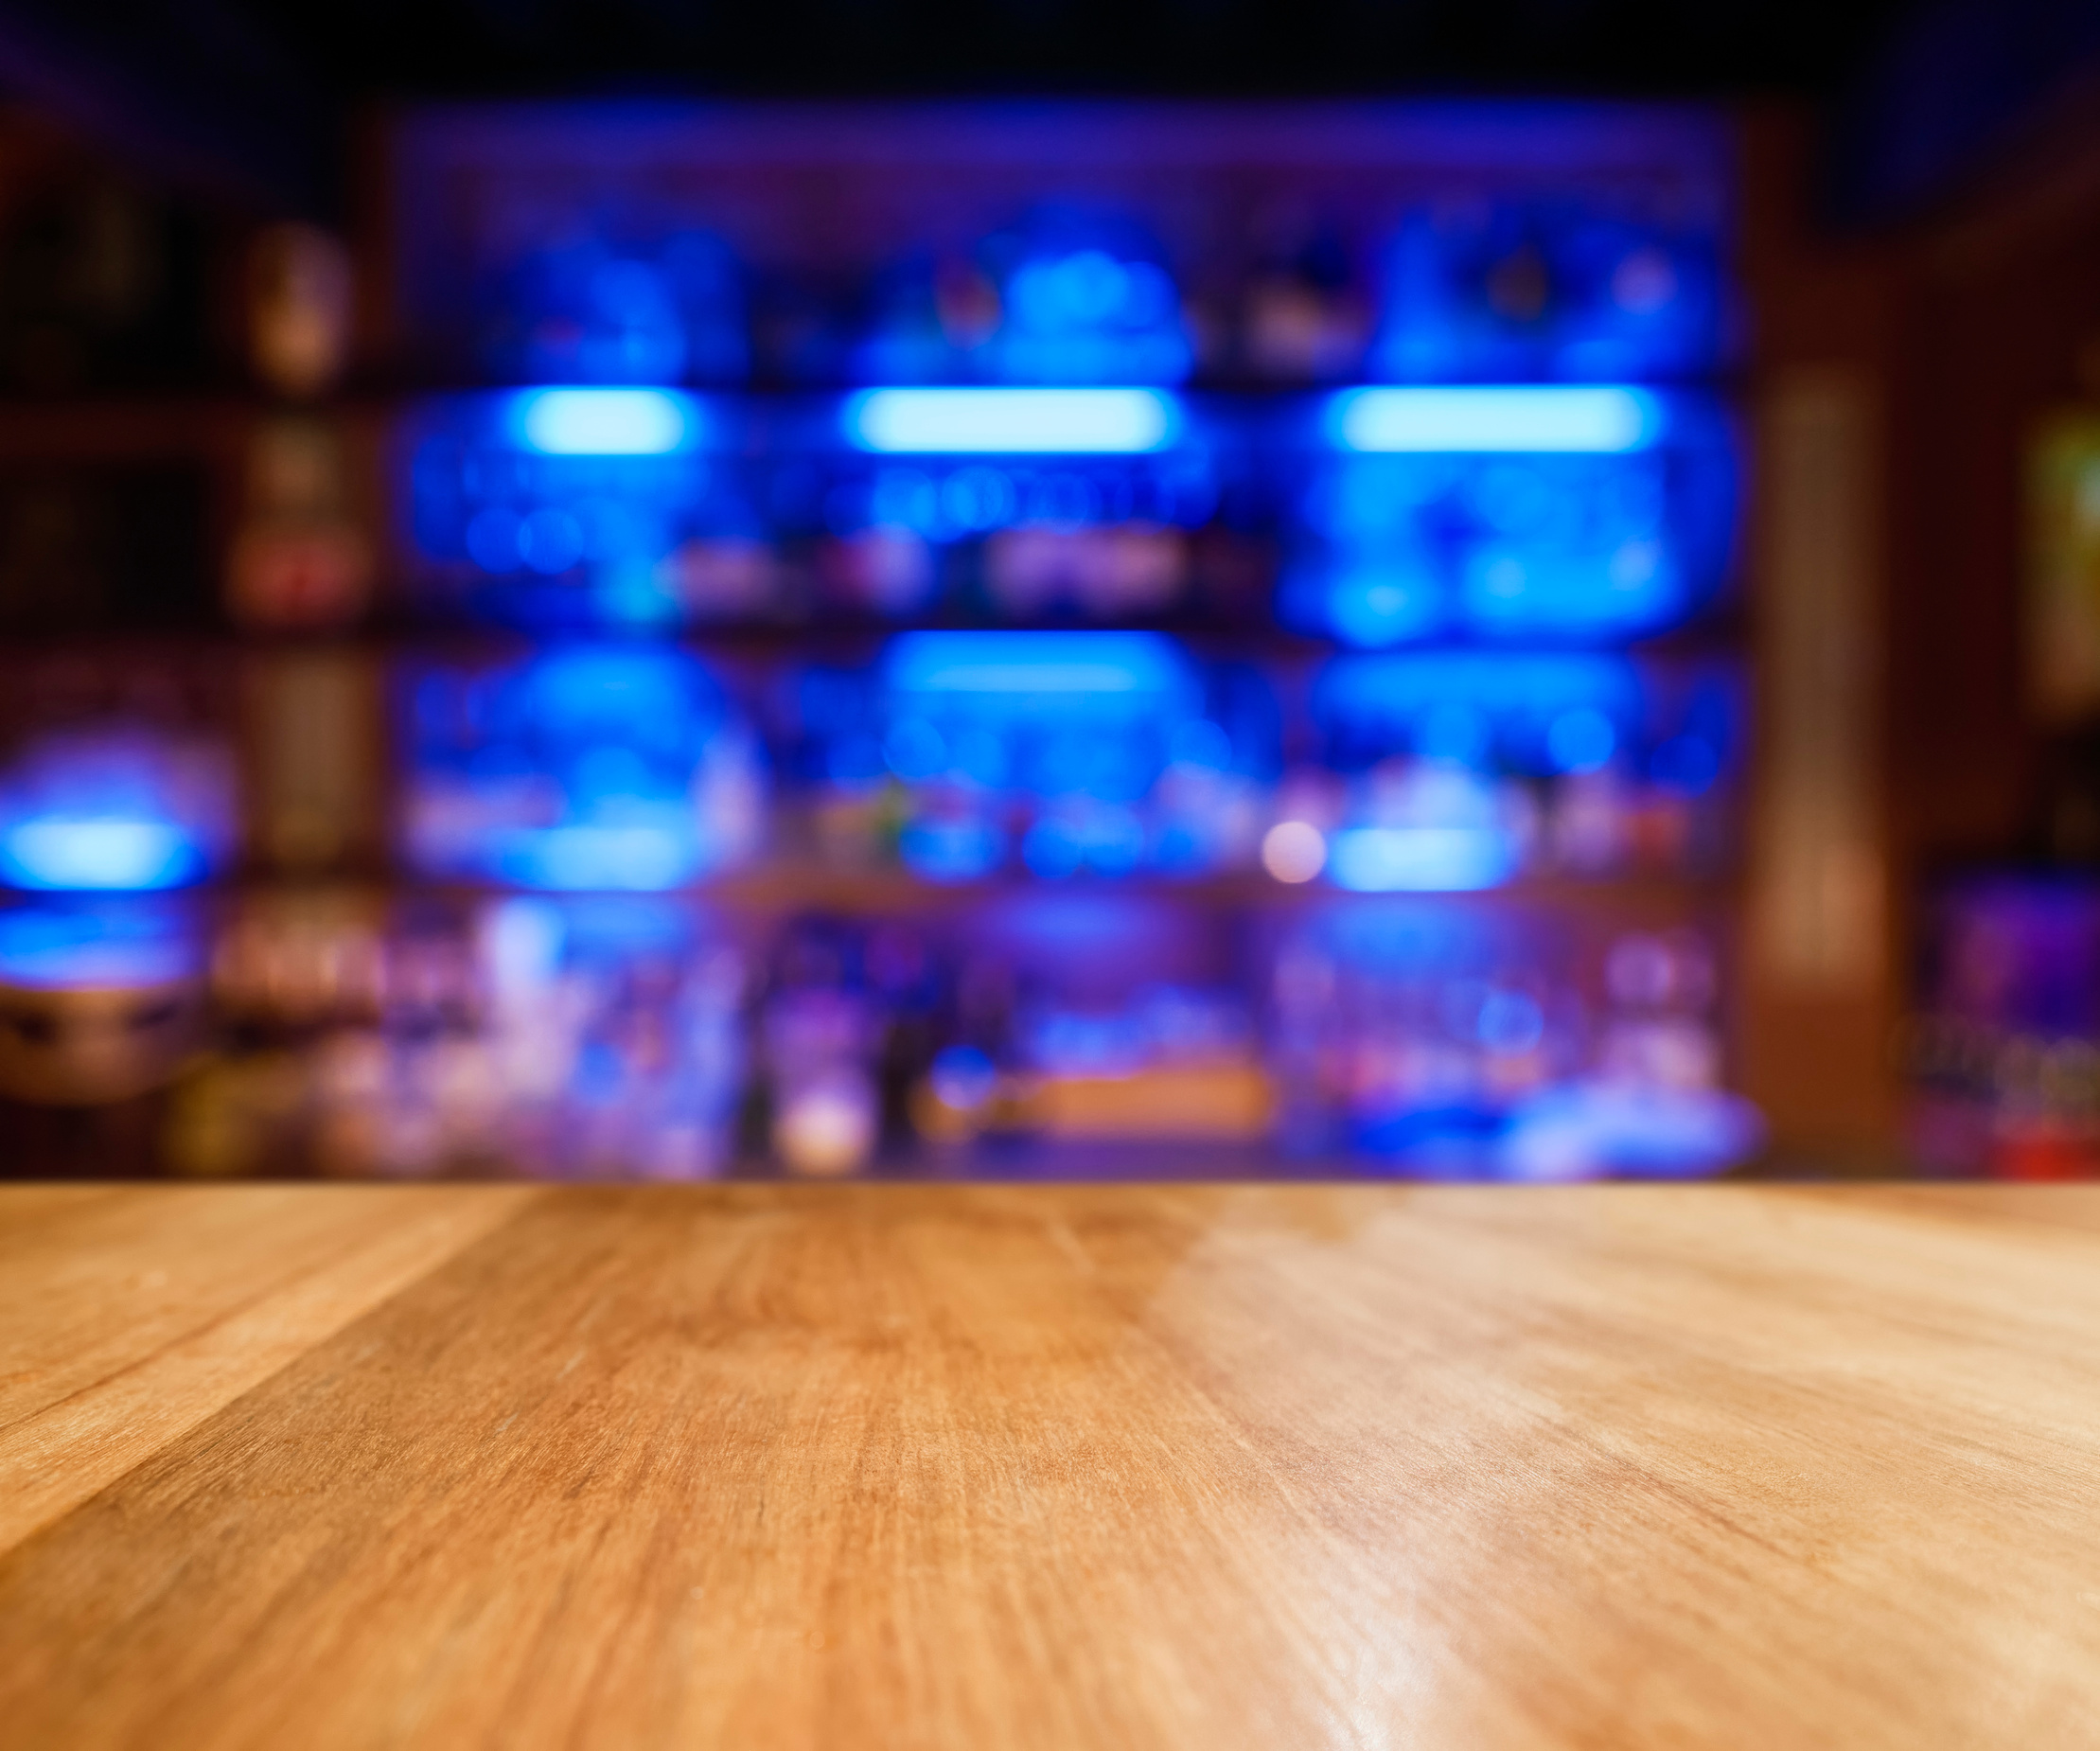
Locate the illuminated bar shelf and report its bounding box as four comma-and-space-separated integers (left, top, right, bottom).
382, 384, 1738, 644
0, 98, 1762, 1183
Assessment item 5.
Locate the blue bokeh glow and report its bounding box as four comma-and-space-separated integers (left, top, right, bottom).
0, 898, 202, 987
1284, 389, 1737, 645
1368, 203, 1726, 385
1314, 652, 1643, 775
851, 208, 1193, 385
792, 632, 1274, 883
406, 391, 749, 629
481, 232, 748, 385
402, 646, 759, 891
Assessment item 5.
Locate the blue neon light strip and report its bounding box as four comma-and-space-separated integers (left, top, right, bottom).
842, 388, 1184, 455
884, 631, 1189, 695
0, 819, 201, 891
512, 388, 700, 455
1327, 824, 1519, 893
1328, 387, 1665, 453
491, 824, 700, 893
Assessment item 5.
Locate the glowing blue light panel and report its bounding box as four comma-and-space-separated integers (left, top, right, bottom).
1328, 824, 1520, 893
801, 632, 1273, 884
1329, 387, 1663, 453
406, 392, 761, 630
513, 388, 700, 455
401, 646, 760, 892
1282, 389, 1738, 646
1315, 654, 1642, 775
843, 389, 1184, 455
0, 820, 199, 892
885, 631, 1191, 699
1309, 651, 1742, 802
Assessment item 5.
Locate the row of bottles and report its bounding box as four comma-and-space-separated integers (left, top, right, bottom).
423, 190, 1731, 390
0, 386, 1739, 644
0, 640, 1742, 894
0, 100, 1757, 1187
0, 889, 1754, 1180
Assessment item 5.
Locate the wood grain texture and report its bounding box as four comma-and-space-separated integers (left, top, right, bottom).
3, 1183, 2100, 1749
0, 1184, 535, 1550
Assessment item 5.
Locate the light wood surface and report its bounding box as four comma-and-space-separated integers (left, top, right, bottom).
4, 1183, 2100, 1749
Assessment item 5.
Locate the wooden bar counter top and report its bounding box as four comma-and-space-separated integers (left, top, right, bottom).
5, 1182, 2100, 1749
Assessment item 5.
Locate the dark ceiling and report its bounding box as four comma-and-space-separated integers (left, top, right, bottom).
235, 0, 1920, 100
0, 0, 2087, 232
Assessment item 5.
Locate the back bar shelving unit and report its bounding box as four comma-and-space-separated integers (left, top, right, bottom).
0, 99, 1758, 1180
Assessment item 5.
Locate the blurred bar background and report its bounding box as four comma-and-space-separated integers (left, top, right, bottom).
4, 0, 2100, 1183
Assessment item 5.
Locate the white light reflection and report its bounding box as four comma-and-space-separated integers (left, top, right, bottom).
1329, 387, 1664, 454
843, 388, 1183, 454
